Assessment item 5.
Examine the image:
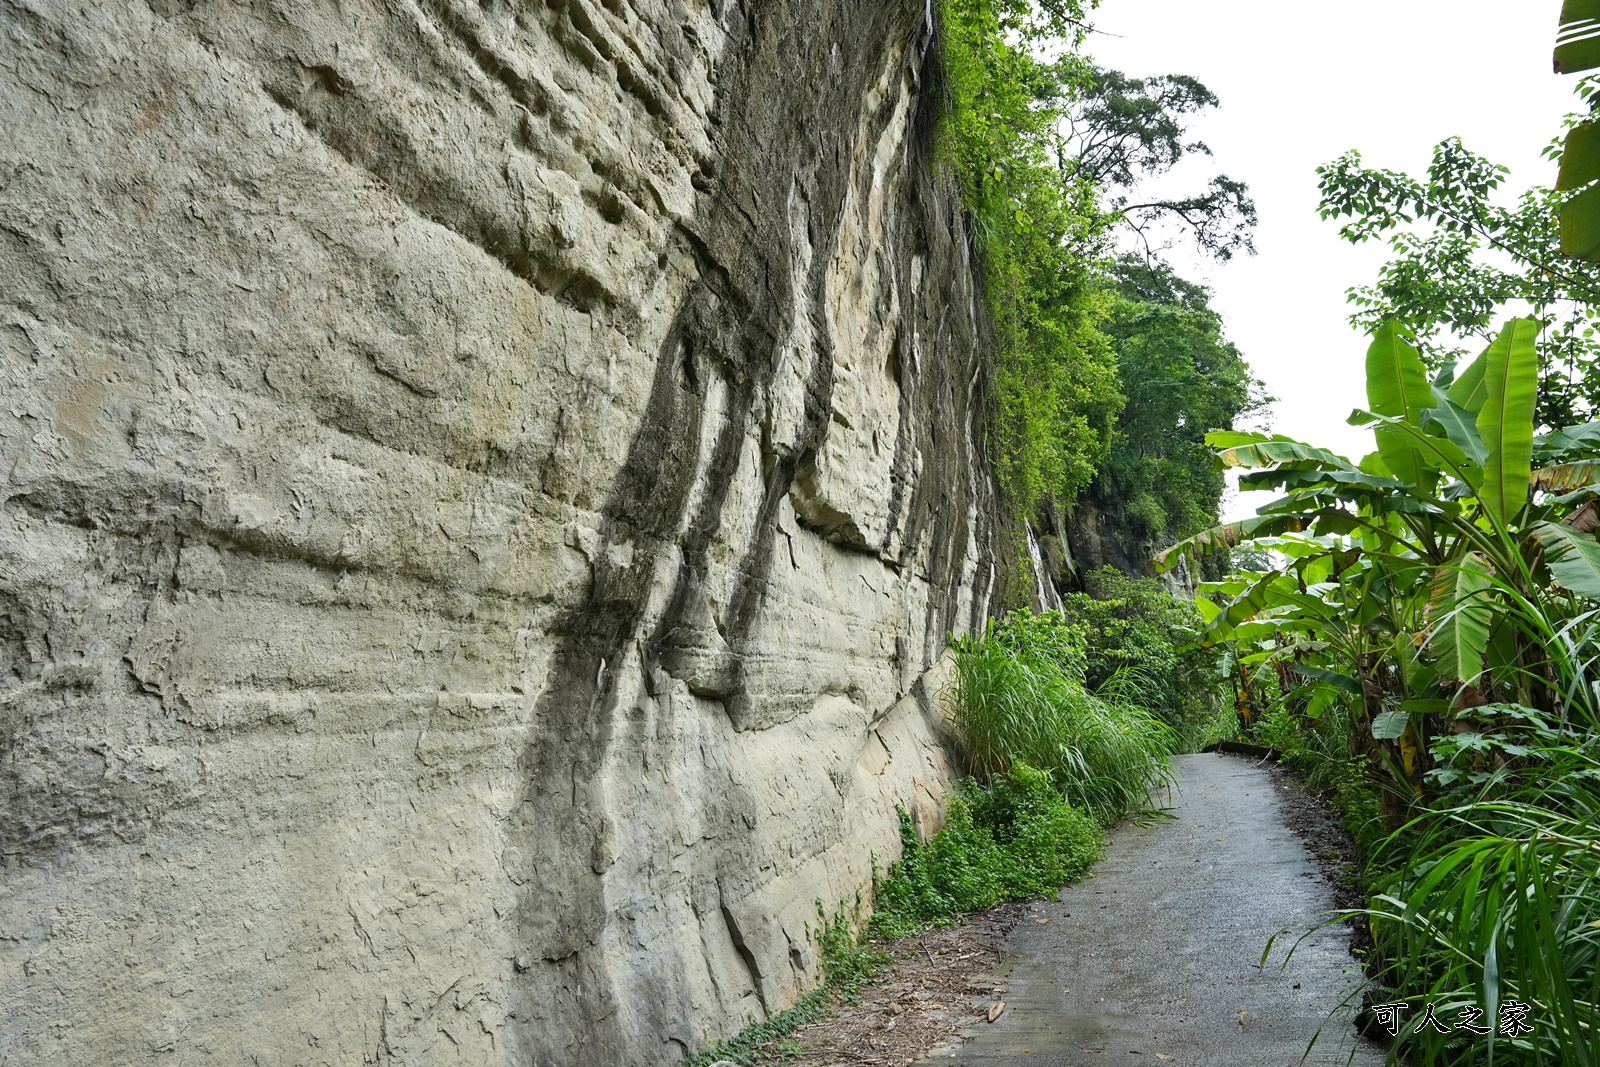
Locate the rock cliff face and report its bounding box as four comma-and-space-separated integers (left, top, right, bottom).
0, 1, 1002, 1064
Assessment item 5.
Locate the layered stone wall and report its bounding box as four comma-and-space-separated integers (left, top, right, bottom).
0, 1, 1000, 1063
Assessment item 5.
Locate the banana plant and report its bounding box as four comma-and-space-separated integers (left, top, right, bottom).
1555, 1, 1600, 259
1159, 317, 1600, 811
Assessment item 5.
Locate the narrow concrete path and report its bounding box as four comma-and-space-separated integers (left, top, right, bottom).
945, 753, 1387, 1066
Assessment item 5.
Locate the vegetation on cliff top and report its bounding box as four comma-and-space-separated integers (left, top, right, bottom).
938, 0, 1115, 508
937, 0, 1263, 551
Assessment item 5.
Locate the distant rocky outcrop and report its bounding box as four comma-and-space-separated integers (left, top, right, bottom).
0, 2, 1004, 1064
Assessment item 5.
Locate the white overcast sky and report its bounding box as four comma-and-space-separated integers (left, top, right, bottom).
1081, 0, 1576, 521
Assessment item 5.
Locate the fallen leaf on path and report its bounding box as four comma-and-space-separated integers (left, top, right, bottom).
986, 1001, 1006, 1022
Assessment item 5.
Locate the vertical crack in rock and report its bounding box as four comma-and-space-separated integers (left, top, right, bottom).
720, 887, 770, 1015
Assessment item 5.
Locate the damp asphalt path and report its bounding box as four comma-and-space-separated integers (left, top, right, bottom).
944, 752, 1388, 1067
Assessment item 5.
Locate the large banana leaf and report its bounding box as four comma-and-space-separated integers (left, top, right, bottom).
1366, 321, 1433, 421
1371, 710, 1410, 740
1556, 0, 1600, 73
1557, 112, 1600, 263
1530, 460, 1600, 493
1238, 467, 1407, 493
1245, 535, 1344, 559
1475, 319, 1541, 527
1357, 450, 1392, 476
1292, 665, 1362, 694
1428, 555, 1494, 685
1531, 521, 1600, 598
1153, 516, 1267, 573
1446, 347, 1489, 412
1202, 569, 1296, 641
1304, 687, 1339, 720
1536, 419, 1600, 459
1424, 388, 1488, 467
1395, 632, 1437, 696
1366, 321, 1437, 486
1558, 3, 1600, 259
1209, 435, 1357, 471
1561, 184, 1600, 262
1254, 483, 1433, 520
1313, 510, 1364, 538
1559, 121, 1600, 191
1350, 408, 1474, 481
1206, 430, 1271, 448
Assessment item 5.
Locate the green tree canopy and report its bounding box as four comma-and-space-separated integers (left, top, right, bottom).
1065, 67, 1258, 262
1074, 257, 1267, 568
938, 0, 1261, 554
1318, 135, 1600, 426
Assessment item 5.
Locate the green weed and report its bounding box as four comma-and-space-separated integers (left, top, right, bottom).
868, 764, 1103, 940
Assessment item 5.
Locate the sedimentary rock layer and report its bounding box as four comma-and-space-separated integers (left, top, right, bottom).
0, 1, 1000, 1063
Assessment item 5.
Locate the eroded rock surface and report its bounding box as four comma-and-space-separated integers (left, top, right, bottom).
0, 1, 1000, 1064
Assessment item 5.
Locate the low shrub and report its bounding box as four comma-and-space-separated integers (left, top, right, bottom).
868, 763, 1102, 940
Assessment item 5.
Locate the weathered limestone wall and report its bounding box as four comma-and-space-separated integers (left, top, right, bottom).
0, 1, 1000, 1063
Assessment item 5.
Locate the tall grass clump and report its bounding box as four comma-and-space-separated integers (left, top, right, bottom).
864, 608, 1176, 942
1355, 724, 1600, 1066
1061, 566, 1226, 750
948, 609, 1177, 823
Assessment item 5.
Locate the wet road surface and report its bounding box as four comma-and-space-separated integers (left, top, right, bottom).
943, 753, 1388, 1066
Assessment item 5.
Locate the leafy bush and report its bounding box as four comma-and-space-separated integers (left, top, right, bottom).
948, 608, 1177, 822
1058, 566, 1222, 749
1250, 703, 1353, 789
868, 764, 1102, 940
979, 603, 1090, 678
